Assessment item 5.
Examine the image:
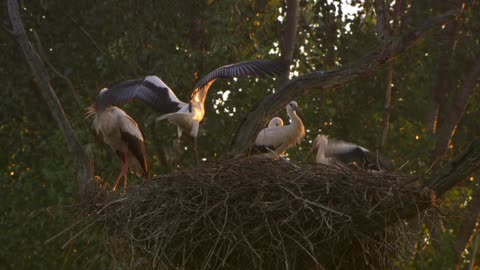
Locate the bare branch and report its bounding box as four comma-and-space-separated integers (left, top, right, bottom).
7, 0, 95, 199
374, 0, 392, 42
68, 17, 128, 79
381, 62, 394, 148
0, 23, 15, 35
431, 56, 480, 163
230, 9, 460, 157
426, 2, 462, 133
455, 188, 480, 268
425, 138, 480, 197
31, 29, 85, 110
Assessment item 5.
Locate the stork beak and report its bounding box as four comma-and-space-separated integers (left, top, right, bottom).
305, 142, 317, 161
291, 103, 306, 125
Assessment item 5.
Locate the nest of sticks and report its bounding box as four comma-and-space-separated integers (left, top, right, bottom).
91, 159, 434, 270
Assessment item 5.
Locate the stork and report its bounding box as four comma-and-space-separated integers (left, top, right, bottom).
95, 59, 287, 162
268, 117, 284, 127
253, 101, 306, 158
308, 134, 393, 171
86, 92, 149, 191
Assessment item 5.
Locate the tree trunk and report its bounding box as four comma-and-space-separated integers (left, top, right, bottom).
230, 9, 460, 157
373, 0, 391, 43
381, 0, 404, 149
7, 0, 95, 201
425, 138, 480, 197
279, 0, 298, 85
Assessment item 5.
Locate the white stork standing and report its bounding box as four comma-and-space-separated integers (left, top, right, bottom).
94, 59, 287, 162
253, 101, 306, 158
86, 92, 149, 191
308, 134, 393, 171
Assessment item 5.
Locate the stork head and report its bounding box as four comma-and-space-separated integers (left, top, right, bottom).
286, 101, 306, 124
93, 87, 110, 111
268, 117, 284, 127
99, 87, 109, 95
306, 135, 328, 160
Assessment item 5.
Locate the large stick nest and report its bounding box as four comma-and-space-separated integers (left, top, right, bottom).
92, 159, 434, 269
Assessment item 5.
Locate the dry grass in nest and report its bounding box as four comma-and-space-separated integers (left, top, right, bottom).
91, 159, 434, 270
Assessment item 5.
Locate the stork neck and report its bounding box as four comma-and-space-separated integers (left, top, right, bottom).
315, 136, 329, 162
287, 107, 303, 127
191, 80, 216, 106
316, 143, 327, 160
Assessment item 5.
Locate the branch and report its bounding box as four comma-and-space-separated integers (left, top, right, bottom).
230, 9, 460, 157
381, 62, 394, 148
31, 30, 86, 111
279, 0, 298, 85
68, 17, 128, 79
374, 0, 391, 42
454, 187, 480, 267
7, 0, 95, 200
431, 56, 480, 163
380, 0, 404, 149
391, 0, 405, 33
360, 138, 480, 232
0, 22, 15, 35
425, 138, 480, 197
425, 2, 461, 133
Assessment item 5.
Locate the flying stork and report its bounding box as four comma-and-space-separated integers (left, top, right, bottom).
86, 91, 149, 191
308, 134, 393, 171
253, 101, 306, 158
95, 59, 287, 162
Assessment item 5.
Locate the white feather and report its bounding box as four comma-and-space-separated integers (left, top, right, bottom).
253, 102, 305, 158
268, 117, 284, 127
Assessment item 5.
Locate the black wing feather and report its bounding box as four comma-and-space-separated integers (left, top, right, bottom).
327, 140, 394, 171
96, 76, 186, 114
252, 145, 276, 154
120, 130, 149, 176
194, 59, 288, 90
331, 147, 369, 168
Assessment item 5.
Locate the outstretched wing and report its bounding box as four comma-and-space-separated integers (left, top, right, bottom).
96, 76, 187, 114
191, 59, 288, 102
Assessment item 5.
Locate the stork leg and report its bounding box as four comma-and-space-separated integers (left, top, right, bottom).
191, 121, 200, 165
113, 151, 129, 191
174, 127, 184, 167
113, 169, 124, 191
193, 136, 199, 165
123, 151, 129, 189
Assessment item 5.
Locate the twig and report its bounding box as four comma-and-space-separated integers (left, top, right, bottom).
280, 185, 352, 220
62, 221, 97, 249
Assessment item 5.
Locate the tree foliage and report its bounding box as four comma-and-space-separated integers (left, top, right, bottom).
1, 0, 479, 269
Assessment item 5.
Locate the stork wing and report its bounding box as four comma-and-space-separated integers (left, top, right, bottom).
326, 139, 394, 171
96, 76, 187, 114
326, 140, 370, 165
191, 59, 288, 101
254, 126, 286, 151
